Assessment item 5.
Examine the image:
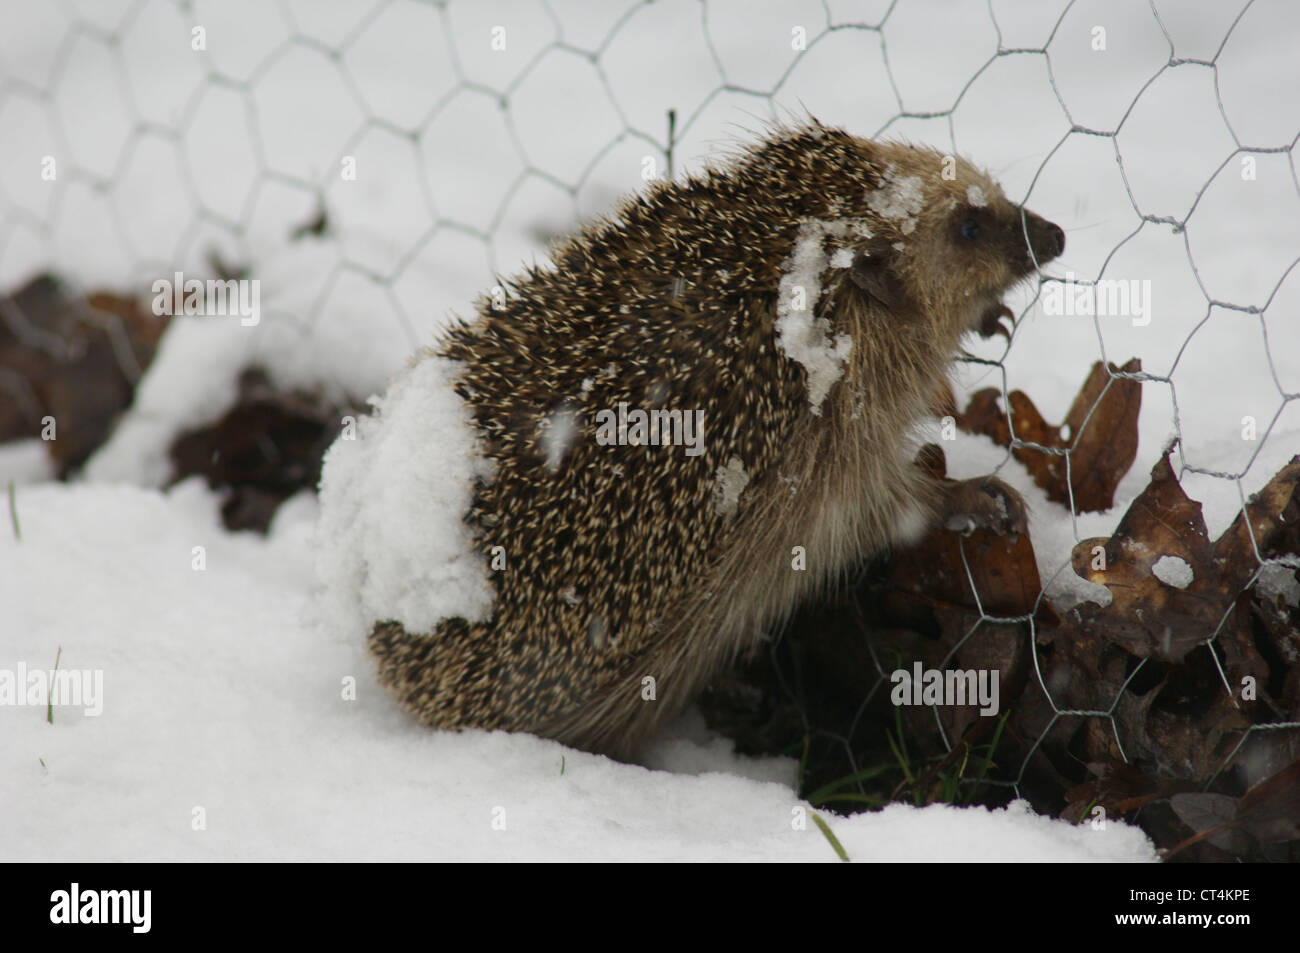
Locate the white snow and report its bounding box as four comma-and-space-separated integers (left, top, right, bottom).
866, 165, 926, 235
966, 184, 989, 208
1255, 562, 1299, 608
539, 406, 579, 472
85, 241, 422, 486
1152, 554, 1194, 589
713, 455, 750, 518
0, 478, 1157, 861
775, 220, 857, 414
0, 439, 54, 486
315, 353, 496, 639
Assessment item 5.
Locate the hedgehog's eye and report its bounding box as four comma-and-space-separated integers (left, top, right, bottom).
959, 217, 981, 242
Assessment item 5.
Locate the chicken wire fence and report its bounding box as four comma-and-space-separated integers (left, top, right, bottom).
1, 0, 1297, 807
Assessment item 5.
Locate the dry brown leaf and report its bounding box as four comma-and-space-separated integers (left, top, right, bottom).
1235, 757, 1300, 843
1070, 449, 1300, 664
958, 358, 1141, 513
1064, 759, 1181, 819
170, 368, 355, 533
1166, 758, 1300, 857
0, 274, 168, 474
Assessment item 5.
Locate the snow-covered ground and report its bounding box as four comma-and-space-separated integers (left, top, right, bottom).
0, 478, 1155, 861
3, 0, 1296, 861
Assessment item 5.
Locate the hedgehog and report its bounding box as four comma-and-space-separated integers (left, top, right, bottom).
317, 119, 1064, 761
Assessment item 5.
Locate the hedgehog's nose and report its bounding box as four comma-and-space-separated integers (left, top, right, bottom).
1023, 210, 1065, 265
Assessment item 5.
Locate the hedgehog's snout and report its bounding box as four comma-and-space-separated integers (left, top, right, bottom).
1020, 209, 1065, 269
976, 211, 1065, 340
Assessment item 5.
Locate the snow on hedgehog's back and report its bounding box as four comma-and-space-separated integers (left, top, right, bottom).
315, 119, 1065, 760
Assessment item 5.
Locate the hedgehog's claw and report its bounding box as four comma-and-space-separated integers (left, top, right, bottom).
942, 476, 1028, 541
977, 302, 1015, 340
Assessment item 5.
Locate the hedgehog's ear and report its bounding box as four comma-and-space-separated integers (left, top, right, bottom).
848, 249, 905, 311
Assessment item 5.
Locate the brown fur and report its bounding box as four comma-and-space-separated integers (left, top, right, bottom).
367, 120, 1064, 759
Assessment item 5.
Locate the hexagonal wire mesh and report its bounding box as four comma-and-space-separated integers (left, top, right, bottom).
0, 0, 1297, 806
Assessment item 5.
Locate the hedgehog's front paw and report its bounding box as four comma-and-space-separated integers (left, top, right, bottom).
942, 476, 1027, 540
